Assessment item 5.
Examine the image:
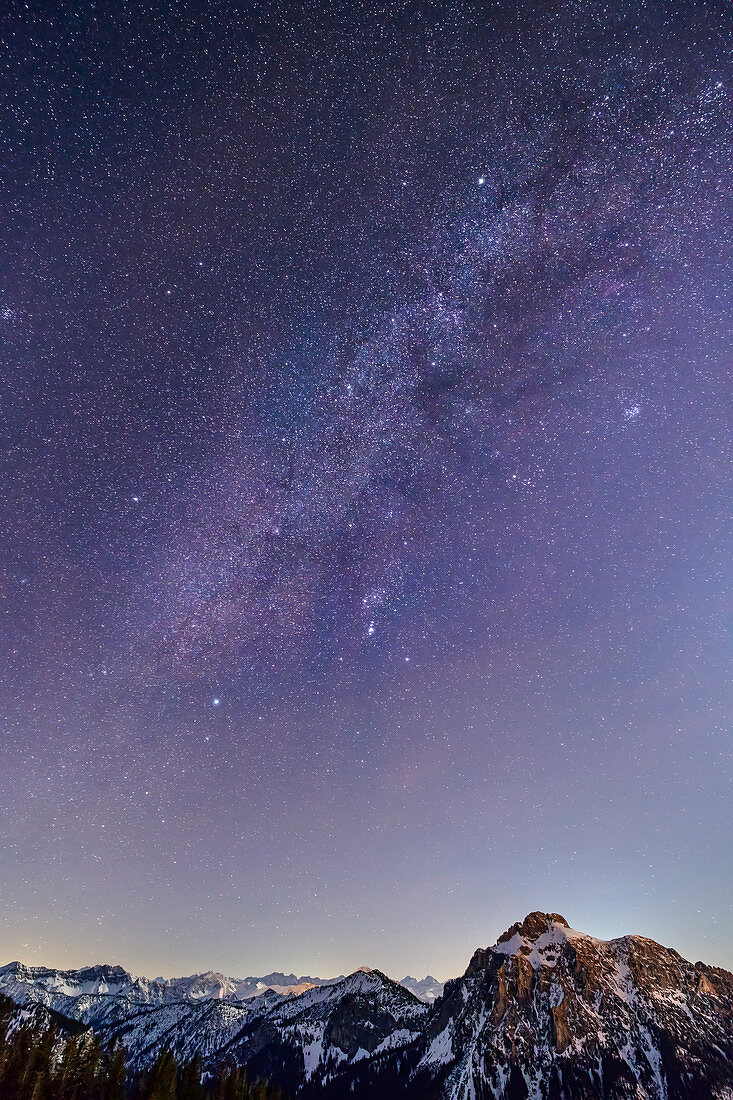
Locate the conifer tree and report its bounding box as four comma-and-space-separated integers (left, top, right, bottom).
105, 1041, 126, 1100
179, 1054, 203, 1100
147, 1047, 179, 1100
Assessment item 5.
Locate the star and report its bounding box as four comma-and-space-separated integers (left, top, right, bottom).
0, 0, 727, 989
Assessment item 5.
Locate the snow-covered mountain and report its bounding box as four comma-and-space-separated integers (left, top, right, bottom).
400, 974, 445, 1002
0, 988, 84, 1044
155, 970, 334, 1001
412, 911, 733, 1100
0, 960, 337, 1017
2, 912, 731, 1098
222, 967, 427, 1088
0, 962, 166, 1006
106, 967, 428, 1091
0, 957, 436, 1013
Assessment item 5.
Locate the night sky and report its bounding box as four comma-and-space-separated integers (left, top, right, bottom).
1, 0, 731, 983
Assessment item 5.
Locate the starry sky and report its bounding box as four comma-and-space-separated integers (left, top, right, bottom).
0, 0, 731, 983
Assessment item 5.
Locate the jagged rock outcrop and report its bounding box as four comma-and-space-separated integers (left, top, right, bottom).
416, 912, 733, 1099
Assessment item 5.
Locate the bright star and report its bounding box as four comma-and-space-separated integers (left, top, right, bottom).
212, 697, 221, 706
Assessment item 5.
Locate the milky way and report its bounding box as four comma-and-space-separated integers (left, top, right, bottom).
0, 1, 730, 979
145, 59, 728, 681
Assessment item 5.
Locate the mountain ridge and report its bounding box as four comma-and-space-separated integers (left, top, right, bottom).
2, 912, 731, 1098
0, 957, 445, 1006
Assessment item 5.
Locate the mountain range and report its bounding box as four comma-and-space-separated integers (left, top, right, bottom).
0, 959, 442, 1008
1, 911, 731, 1098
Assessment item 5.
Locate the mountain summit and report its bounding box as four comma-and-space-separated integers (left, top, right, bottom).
417, 911, 733, 1099
496, 910, 570, 941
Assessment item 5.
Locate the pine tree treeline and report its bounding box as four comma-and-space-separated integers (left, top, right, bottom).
0, 995, 282, 1100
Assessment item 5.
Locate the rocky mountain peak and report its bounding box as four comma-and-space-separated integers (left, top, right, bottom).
421, 914, 733, 1099
496, 910, 570, 944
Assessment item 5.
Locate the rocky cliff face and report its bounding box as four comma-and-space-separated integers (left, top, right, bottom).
2, 913, 731, 1099
0, 961, 181, 1015
212, 968, 428, 1094
416, 912, 733, 1100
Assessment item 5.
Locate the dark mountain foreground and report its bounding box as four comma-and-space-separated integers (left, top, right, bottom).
2, 912, 731, 1099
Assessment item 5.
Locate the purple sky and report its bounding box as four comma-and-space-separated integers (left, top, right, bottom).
0, 0, 730, 982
